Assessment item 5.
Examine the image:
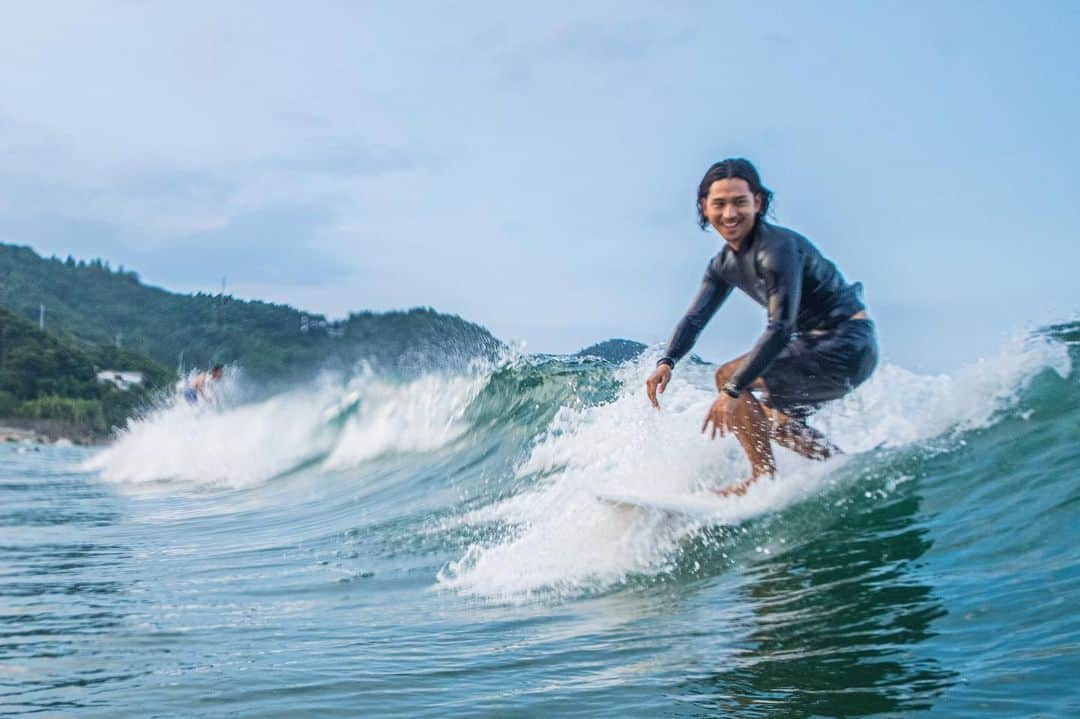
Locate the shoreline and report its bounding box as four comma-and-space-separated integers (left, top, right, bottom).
0, 418, 106, 446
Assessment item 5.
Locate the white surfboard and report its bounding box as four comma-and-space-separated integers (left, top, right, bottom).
594, 490, 731, 520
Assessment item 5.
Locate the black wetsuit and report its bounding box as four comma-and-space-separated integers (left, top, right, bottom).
660, 221, 878, 418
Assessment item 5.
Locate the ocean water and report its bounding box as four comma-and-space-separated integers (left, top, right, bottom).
3, 321, 1078, 718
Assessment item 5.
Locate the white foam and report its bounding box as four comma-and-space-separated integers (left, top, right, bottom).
83, 375, 339, 490
812, 330, 1071, 452
84, 368, 492, 490
439, 331, 1070, 601
320, 372, 486, 471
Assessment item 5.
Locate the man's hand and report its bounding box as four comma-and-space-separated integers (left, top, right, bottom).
645, 364, 672, 409
701, 394, 736, 439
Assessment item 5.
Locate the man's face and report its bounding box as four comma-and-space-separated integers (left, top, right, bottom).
701, 178, 762, 246
211, 368, 224, 380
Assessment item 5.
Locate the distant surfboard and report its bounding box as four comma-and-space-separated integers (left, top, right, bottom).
594, 490, 731, 520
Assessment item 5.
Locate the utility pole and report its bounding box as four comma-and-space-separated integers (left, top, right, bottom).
219, 277, 227, 327
39, 304, 45, 331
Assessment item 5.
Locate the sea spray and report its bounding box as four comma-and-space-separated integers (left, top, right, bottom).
82, 323, 1072, 600
83, 371, 340, 489
320, 371, 488, 471
85, 366, 497, 489
438, 330, 1070, 601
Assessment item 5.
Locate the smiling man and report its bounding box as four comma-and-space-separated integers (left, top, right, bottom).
645, 158, 878, 495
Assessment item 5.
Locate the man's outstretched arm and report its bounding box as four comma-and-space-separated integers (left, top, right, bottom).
647, 268, 731, 408
658, 270, 733, 369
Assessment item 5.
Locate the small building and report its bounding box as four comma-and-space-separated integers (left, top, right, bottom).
96, 370, 144, 391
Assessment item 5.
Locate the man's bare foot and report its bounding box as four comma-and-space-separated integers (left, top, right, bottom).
713, 478, 754, 497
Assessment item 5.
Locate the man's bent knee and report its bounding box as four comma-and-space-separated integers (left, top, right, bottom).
724, 392, 765, 433
714, 357, 744, 392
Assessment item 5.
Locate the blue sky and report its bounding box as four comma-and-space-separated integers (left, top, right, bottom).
1, 2, 1077, 370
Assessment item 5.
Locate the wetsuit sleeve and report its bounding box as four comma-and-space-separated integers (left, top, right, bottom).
726, 242, 803, 393
659, 265, 732, 367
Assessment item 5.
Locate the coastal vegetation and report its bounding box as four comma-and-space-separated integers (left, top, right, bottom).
0, 243, 501, 380
575, 339, 648, 363
0, 243, 503, 439
0, 306, 171, 436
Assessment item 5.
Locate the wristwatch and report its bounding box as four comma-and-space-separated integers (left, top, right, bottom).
722, 381, 741, 399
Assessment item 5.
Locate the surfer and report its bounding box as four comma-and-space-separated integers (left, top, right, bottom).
645, 159, 878, 496
183, 364, 224, 405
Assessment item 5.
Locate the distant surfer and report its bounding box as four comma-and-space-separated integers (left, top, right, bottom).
645, 159, 878, 496
183, 364, 224, 405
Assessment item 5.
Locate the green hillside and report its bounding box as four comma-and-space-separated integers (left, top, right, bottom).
575, 339, 648, 363
0, 243, 502, 379
0, 306, 171, 434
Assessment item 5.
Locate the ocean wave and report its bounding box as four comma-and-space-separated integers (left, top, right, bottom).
82, 321, 1075, 602
438, 324, 1072, 601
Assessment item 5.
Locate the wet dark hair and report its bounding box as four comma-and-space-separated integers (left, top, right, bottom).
696, 158, 773, 230
211, 364, 224, 373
